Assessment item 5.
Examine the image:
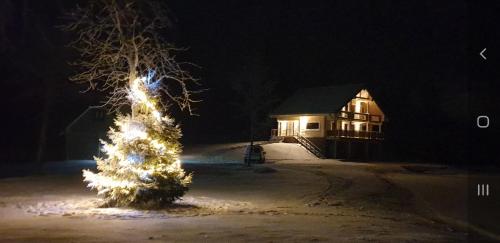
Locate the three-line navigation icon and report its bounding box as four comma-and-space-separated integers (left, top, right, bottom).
477, 184, 490, 197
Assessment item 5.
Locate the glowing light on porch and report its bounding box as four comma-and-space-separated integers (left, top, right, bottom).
299, 116, 309, 128
354, 122, 360, 131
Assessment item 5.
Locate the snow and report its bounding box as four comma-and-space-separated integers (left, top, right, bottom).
181, 142, 317, 164
21, 196, 252, 220
181, 142, 262, 164
262, 143, 317, 160
0, 142, 495, 242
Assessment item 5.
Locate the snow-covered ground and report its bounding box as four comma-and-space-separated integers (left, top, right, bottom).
0, 142, 497, 242
262, 143, 317, 161
181, 142, 251, 164
180, 141, 316, 164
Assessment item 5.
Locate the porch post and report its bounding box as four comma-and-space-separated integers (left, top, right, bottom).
278, 121, 281, 136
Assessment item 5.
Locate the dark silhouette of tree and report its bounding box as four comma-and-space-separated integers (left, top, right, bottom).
231, 61, 276, 166
0, 0, 69, 163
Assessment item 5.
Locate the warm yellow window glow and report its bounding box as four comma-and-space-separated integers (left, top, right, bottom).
355, 101, 361, 113
299, 116, 309, 133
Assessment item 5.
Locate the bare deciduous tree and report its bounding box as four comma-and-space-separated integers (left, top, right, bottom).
61, 0, 202, 114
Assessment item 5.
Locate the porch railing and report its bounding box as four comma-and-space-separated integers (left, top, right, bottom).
294, 135, 325, 159
327, 130, 383, 140
271, 128, 299, 137
338, 111, 382, 122
273, 129, 383, 140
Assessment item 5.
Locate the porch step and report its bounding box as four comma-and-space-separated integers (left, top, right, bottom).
294, 135, 325, 159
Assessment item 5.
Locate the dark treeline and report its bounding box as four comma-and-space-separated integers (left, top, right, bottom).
1, 0, 103, 163
1, 1, 495, 165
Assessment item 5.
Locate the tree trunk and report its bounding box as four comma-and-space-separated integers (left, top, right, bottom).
129, 68, 137, 117
36, 79, 52, 167
247, 113, 255, 167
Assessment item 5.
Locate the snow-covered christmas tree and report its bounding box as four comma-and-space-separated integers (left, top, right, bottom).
83, 73, 192, 207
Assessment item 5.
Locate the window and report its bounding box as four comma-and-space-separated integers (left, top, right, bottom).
361, 124, 367, 131
360, 102, 368, 113
371, 125, 380, 132
306, 122, 320, 130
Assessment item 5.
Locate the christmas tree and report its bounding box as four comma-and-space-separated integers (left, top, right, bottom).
83, 73, 192, 207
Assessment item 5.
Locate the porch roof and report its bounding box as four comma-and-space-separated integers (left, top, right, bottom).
270, 83, 364, 116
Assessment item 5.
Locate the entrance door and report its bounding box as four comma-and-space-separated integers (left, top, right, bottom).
279, 120, 299, 136
286, 121, 299, 136
279, 121, 287, 136
286, 121, 293, 136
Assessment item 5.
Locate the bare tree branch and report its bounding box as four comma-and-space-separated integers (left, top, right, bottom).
61, 0, 202, 114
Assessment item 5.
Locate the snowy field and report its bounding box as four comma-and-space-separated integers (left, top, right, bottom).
0, 142, 498, 242
180, 141, 317, 164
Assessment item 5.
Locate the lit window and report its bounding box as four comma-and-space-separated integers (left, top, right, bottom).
306, 122, 319, 130
360, 102, 368, 113
306, 122, 320, 130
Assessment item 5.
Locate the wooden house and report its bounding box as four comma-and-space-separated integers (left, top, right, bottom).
270, 84, 385, 159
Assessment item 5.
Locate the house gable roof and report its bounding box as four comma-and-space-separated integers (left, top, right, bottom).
270, 83, 365, 116
65, 106, 114, 134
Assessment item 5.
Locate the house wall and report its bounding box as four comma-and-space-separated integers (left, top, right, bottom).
368, 100, 384, 120
276, 115, 327, 138
272, 89, 386, 159
298, 115, 325, 138
329, 91, 385, 133
326, 116, 336, 131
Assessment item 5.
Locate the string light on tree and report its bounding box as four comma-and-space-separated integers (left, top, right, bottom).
62, 0, 202, 208
82, 74, 192, 207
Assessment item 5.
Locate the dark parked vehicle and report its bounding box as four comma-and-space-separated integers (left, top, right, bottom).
244, 145, 266, 163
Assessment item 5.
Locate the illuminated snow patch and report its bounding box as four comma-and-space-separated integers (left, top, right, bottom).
23, 196, 253, 220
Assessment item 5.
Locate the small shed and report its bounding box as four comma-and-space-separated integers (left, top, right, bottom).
65, 106, 114, 160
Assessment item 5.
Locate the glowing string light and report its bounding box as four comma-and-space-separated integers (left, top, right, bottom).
83, 71, 192, 207
121, 121, 148, 140
128, 76, 164, 122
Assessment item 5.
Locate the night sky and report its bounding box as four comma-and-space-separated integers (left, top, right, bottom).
1, 1, 497, 164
